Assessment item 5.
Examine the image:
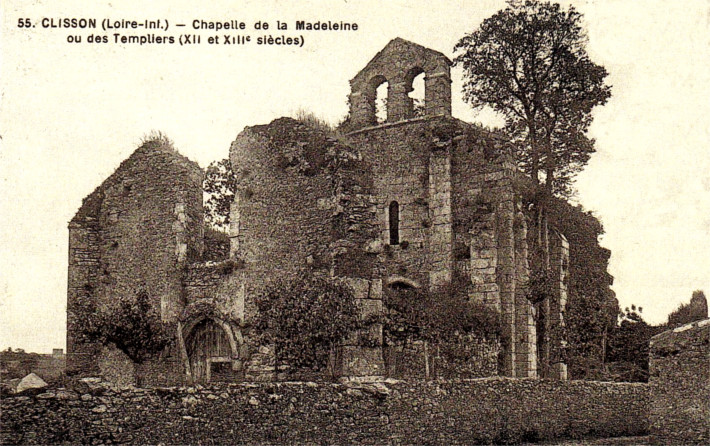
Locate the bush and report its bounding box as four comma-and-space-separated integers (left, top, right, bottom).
254, 274, 359, 376
383, 284, 501, 347
383, 282, 501, 378
79, 290, 172, 364
293, 108, 336, 135
667, 290, 708, 327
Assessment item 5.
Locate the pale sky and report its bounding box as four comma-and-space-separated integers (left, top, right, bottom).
1, 0, 708, 353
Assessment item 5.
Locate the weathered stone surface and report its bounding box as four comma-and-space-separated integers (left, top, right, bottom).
15, 373, 47, 394
0, 379, 648, 445
649, 319, 710, 445
348, 38, 451, 128
67, 139, 203, 381
1, 379, 20, 395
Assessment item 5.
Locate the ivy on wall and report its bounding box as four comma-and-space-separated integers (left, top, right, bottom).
253, 273, 359, 374
77, 290, 172, 364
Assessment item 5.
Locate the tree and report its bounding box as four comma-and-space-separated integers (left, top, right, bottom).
253, 274, 359, 377
455, 1, 612, 377
667, 290, 708, 327
203, 158, 237, 231
546, 199, 618, 379
605, 305, 657, 382
454, 0, 611, 196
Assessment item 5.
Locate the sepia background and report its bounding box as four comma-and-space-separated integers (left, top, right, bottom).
1, 0, 708, 353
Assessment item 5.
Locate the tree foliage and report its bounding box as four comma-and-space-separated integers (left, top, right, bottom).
542, 198, 618, 380
454, 0, 611, 196
601, 291, 707, 382
667, 290, 708, 327
253, 274, 359, 373
203, 158, 237, 231
79, 291, 172, 364
382, 283, 501, 378
605, 305, 660, 382
383, 285, 500, 346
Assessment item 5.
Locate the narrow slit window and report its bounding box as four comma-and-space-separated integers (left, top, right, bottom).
389, 201, 400, 245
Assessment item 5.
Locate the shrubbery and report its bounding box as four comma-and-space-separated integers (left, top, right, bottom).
253, 274, 359, 376
383, 282, 501, 377
78, 290, 172, 364
383, 284, 500, 346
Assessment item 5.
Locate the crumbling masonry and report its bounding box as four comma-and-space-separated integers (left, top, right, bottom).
67, 38, 569, 384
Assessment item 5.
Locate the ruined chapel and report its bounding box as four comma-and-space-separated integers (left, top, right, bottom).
67, 38, 569, 385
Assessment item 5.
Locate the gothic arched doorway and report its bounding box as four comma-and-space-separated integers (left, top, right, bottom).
183, 317, 241, 383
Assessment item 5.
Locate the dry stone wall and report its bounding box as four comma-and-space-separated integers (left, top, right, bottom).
649, 319, 710, 445
1, 378, 648, 445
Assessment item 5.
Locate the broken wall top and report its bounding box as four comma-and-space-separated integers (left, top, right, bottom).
71, 140, 202, 226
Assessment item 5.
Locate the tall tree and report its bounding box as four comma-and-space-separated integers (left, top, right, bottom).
454, 0, 611, 196
455, 1, 612, 378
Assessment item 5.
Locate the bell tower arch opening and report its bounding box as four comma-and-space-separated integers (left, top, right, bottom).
375, 78, 389, 124
347, 38, 452, 130
405, 66, 426, 119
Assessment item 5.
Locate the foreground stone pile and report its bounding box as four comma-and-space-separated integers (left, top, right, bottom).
1, 377, 648, 445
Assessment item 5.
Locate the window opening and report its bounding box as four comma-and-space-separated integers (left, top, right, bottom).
375, 81, 389, 124
389, 201, 400, 245
408, 70, 425, 118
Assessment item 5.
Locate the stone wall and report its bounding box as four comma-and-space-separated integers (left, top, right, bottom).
225, 118, 385, 380
66, 221, 101, 374
346, 116, 453, 290
649, 319, 710, 445
450, 124, 538, 378
0, 378, 648, 445
184, 260, 240, 304
384, 336, 498, 380
228, 118, 377, 320
67, 140, 204, 376
92, 141, 203, 320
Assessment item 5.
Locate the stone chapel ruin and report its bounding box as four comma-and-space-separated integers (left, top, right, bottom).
67, 38, 570, 385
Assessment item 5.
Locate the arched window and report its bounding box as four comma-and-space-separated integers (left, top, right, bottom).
375, 80, 389, 124
365, 75, 389, 126
406, 67, 425, 118
389, 201, 400, 245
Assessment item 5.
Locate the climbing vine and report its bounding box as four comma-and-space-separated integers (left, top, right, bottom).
253, 273, 359, 374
